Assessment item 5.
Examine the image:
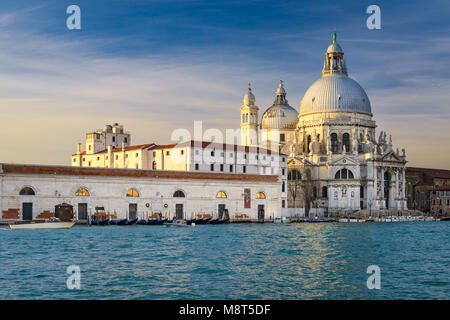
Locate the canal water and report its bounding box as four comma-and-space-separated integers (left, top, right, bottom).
0, 222, 448, 299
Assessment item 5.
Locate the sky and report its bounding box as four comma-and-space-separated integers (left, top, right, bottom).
0, 0, 449, 169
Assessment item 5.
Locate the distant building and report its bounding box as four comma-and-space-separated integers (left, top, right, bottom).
406, 167, 450, 214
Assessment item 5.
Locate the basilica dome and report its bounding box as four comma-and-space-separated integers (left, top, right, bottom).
261, 80, 299, 130
299, 33, 372, 116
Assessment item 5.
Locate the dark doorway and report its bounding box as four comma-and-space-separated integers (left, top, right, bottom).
258, 205, 265, 222
129, 203, 137, 220
176, 204, 184, 219
218, 204, 226, 219
384, 172, 390, 209
78, 203, 88, 220
22, 203, 33, 220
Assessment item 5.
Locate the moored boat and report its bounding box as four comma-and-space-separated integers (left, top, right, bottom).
164, 219, 195, 227
9, 219, 75, 230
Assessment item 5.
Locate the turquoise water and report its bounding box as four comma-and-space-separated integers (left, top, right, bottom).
0, 222, 448, 299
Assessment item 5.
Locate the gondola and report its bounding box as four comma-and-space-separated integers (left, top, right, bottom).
125, 218, 138, 225
192, 217, 211, 225
98, 219, 109, 225
115, 219, 128, 225
209, 218, 229, 225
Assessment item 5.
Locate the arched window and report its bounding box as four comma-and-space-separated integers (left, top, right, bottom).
126, 188, 139, 197
307, 135, 312, 153
173, 190, 185, 198
19, 187, 35, 195
360, 186, 364, 198
343, 133, 351, 153
322, 186, 328, 198
75, 187, 90, 196
256, 192, 266, 199
335, 169, 354, 179
288, 169, 301, 181
216, 191, 227, 198
331, 133, 338, 153
152, 161, 157, 170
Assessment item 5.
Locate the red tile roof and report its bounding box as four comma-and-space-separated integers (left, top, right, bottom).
407, 167, 450, 179
74, 141, 287, 157
153, 140, 285, 155
1, 164, 278, 182
72, 143, 156, 156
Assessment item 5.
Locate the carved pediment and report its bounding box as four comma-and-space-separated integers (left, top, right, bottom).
380, 151, 403, 162
330, 156, 359, 166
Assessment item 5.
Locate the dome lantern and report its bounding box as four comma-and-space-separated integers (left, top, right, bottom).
243, 83, 256, 106
323, 32, 347, 77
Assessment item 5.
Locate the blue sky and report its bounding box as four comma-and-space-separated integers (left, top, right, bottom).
0, 0, 449, 168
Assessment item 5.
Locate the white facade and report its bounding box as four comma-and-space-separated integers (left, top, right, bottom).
0, 164, 283, 221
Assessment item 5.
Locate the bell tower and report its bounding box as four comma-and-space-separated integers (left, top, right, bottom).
240, 84, 259, 146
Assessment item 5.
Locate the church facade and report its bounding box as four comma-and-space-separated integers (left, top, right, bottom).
240, 33, 408, 216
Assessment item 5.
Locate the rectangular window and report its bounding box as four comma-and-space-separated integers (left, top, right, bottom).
195, 163, 199, 170
211, 151, 215, 156
88, 145, 91, 151
282, 168, 285, 175
280, 133, 285, 142
243, 166, 246, 173
181, 150, 184, 155
82, 158, 85, 162
282, 200, 285, 208
230, 165, 233, 173
210, 164, 214, 171
136, 153, 139, 157
73, 158, 76, 162
153, 152, 156, 157
124, 137, 128, 143
115, 155, 118, 160
126, 154, 128, 158
97, 157, 100, 161
166, 151, 170, 156
282, 157, 285, 162
112, 136, 116, 142
282, 181, 285, 192
220, 164, 224, 172
88, 162, 91, 167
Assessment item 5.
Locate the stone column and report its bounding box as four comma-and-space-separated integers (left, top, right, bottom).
402, 169, 407, 209
373, 163, 378, 209
380, 167, 385, 209
395, 168, 399, 209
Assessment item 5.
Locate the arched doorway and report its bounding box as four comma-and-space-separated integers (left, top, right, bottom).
384, 172, 390, 209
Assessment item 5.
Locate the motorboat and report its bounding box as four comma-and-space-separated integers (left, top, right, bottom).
9, 218, 75, 230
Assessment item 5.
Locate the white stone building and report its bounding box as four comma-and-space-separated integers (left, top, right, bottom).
240, 33, 408, 216
0, 164, 283, 221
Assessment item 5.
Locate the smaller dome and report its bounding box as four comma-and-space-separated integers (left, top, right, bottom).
243, 86, 255, 105
261, 80, 298, 130
327, 42, 343, 53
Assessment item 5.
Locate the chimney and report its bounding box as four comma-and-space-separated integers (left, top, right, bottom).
77, 143, 82, 154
